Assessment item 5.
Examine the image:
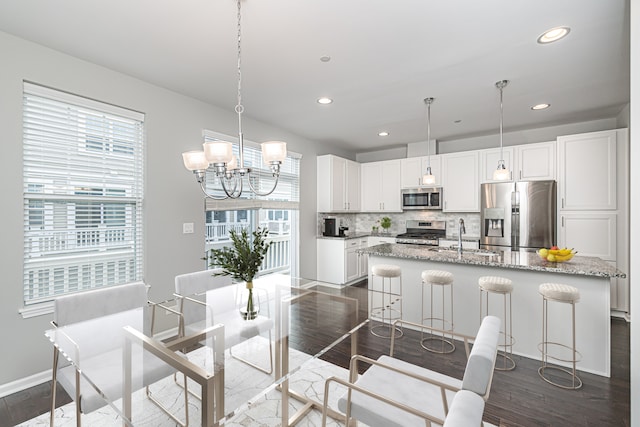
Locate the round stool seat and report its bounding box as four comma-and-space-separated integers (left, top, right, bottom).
421, 270, 454, 285
539, 283, 580, 303
479, 276, 513, 293
372, 264, 402, 278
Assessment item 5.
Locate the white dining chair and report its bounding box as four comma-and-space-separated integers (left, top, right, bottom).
174, 269, 274, 375
50, 282, 188, 427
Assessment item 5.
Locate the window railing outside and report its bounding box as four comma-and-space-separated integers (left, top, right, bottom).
205, 227, 290, 275
27, 227, 132, 257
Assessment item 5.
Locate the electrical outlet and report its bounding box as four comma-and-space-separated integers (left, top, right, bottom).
183, 222, 194, 234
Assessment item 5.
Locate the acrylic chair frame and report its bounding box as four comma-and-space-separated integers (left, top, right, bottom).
49, 285, 188, 427
321, 317, 499, 427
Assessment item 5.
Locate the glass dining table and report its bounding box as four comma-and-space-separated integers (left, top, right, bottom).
46, 274, 367, 427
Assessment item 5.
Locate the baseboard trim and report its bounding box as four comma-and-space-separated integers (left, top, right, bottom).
0, 369, 51, 398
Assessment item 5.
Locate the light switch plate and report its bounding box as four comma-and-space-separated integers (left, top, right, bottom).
183, 222, 194, 234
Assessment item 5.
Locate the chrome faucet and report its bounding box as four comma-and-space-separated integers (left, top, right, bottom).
458, 218, 466, 255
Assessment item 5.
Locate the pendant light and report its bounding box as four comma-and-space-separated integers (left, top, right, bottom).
181, 0, 287, 199
493, 80, 510, 181
422, 97, 436, 185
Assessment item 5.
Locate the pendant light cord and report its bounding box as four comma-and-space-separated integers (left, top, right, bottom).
236, 0, 245, 168
424, 97, 434, 168
495, 80, 509, 162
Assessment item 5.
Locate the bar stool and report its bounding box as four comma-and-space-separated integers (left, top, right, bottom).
538, 283, 582, 389
479, 276, 515, 370
369, 264, 403, 338
420, 270, 454, 353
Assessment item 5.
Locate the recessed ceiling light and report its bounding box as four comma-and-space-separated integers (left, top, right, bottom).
454, 119, 462, 124
317, 97, 333, 105
531, 103, 551, 110
320, 56, 331, 62
378, 131, 389, 137
537, 26, 570, 44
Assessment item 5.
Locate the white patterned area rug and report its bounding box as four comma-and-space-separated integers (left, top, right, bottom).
20, 337, 496, 427
20, 337, 354, 427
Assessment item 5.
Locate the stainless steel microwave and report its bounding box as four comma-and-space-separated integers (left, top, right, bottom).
401, 187, 443, 210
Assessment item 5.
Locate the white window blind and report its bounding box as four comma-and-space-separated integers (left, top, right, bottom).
202, 131, 301, 211
22, 82, 144, 305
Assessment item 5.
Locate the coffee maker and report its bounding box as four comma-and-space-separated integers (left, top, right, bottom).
322, 218, 338, 237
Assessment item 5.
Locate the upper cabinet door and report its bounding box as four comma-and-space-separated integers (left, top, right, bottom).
557, 130, 617, 210
361, 159, 402, 212
480, 147, 515, 183
345, 159, 361, 211
317, 154, 353, 212
441, 151, 479, 212
517, 141, 556, 181
400, 157, 423, 188
401, 156, 442, 187
380, 159, 402, 211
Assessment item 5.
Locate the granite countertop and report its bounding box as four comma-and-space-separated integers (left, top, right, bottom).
317, 232, 375, 240
441, 236, 481, 243
359, 243, 626, 279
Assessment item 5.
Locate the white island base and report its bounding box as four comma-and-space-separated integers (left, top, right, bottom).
368, 254, 611, 377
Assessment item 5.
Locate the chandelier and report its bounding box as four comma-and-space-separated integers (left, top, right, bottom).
493, 79, 510, 181
181, 0, 287, 199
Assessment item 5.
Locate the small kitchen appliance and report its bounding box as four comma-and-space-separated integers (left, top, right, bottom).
395, 220, 446, 246
322, 217, 338, 237
401, 187, 443, 210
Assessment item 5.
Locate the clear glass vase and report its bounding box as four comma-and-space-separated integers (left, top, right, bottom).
239, 281, 259, 320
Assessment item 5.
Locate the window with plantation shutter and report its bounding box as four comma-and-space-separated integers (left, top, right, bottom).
22, 82, 144, 307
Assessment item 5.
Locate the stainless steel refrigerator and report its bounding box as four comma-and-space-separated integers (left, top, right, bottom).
480, 180, 556, 251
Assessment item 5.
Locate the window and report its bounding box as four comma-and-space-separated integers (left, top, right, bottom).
22, 82, 144, 306
202, 131, 300, 276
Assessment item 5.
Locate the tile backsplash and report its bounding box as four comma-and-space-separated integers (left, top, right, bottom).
318, 211, 480, 238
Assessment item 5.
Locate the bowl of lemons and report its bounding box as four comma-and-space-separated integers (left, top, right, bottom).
537, 247, 577, 262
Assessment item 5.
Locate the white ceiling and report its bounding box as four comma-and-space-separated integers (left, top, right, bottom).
0, 0, 630, 153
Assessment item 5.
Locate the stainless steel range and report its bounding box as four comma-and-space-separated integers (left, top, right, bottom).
395, 220, 446, 246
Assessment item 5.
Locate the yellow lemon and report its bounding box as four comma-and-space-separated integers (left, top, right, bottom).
539, 248, 549, 258
546, 254, 556, 262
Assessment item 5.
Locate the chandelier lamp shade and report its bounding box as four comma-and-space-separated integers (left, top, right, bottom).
181, 0, 287, 199
493, 79, 510, 181
422, 97, 436, 186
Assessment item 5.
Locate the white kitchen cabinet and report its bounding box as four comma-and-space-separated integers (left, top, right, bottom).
400, 155, 442, 188
441, 151, 480, 212
558, 212, 616, 261
317, 155, 360, 213
517, 141, 556, 181
556, 128, 628, 315
479, 147, 515, 182
479, 141, 555, 183
361, 160, 402, 212
317, 237, 369, 285
557, 130, 617, 211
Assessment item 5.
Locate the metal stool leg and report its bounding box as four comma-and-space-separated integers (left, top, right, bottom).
420, 280, 454, 354
537, 296, 582, 389
370, 273, 402, 338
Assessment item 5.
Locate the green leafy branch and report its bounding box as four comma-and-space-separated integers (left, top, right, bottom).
207, 227, 272, 283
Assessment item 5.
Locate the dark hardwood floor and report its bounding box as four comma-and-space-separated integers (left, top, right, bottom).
1, 280, 630, 426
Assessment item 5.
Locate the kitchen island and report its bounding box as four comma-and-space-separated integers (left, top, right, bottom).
360, 243, 626, 377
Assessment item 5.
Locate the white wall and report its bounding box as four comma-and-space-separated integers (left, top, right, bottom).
355, 118, 621, 161
630, 0, 639, 424
0, 30, 355, 389
356, 146, 406, 163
